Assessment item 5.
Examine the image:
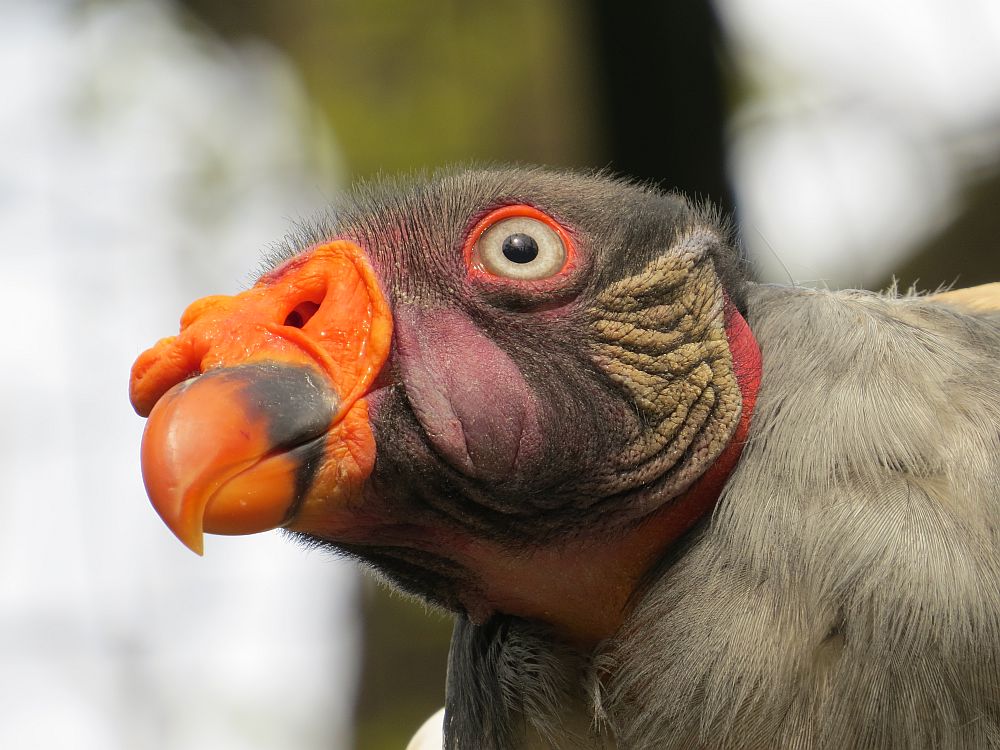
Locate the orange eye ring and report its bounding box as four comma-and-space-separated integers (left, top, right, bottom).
462, 204, 577, 281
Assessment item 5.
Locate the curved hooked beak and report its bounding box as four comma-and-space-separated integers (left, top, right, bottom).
129, 240, 392, 554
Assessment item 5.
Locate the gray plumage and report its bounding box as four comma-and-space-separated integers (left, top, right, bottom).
446, 285, 1000, 749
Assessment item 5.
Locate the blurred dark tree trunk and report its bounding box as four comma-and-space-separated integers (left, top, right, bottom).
583, 0, 736, 214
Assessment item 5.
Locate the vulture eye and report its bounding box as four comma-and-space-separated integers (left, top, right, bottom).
466, 205, 573, 281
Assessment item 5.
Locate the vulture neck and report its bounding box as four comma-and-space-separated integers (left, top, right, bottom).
462, 301, 761, 651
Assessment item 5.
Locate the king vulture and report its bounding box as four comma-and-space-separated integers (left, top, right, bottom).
130, 168, 1000, 749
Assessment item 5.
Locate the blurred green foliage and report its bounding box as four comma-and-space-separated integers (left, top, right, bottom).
352, 580, 454, 749
182, 0, 598, 179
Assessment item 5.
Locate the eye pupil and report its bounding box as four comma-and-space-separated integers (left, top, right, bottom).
501, 233, 539, 264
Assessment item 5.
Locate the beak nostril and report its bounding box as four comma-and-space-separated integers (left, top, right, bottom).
284, 301, 321, 329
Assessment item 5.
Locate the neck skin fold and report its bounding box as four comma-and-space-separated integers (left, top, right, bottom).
457, 300, 762, 651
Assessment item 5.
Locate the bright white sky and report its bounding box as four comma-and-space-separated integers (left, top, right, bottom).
0, 2, 356, 748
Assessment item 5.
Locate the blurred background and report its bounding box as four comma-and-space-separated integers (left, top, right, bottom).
2, 0, 998, 748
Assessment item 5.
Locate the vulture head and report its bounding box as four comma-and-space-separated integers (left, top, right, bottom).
130, 168, 759, 649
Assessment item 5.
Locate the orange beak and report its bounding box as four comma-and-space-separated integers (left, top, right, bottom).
129, 240, 392, 554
